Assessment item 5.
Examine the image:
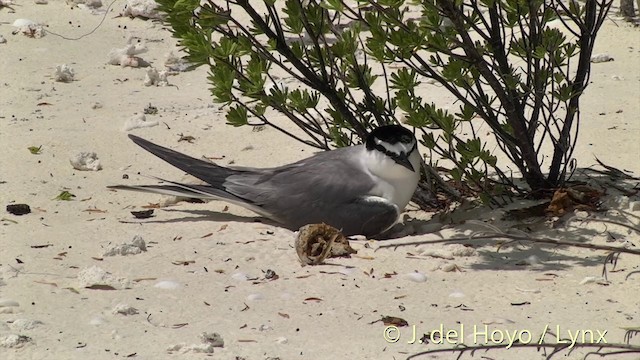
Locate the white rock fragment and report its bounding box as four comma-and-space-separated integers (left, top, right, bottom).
68, 0, 102, 7
154, 280, 181, 289
246, 293, 265, 301
188, 344, 216, 353
590, 53, 614, 63
54, 64, 75, 82
276, 336, 288, 344
482, 318, 515, 325
35, 0, 48, 4
449, 290, 465, 298
579, 276, 608, 285
338, 267, 356, 276
77, 266, 131, 289
11, 19, 46, 38
419, 244, 476, 259
167, 332, 223, 353
231, 272, 250, 281
166, 343, 185, 352
11, 19, 36, 27
164, 52, 192, 72
144, 68, 169, 86
437, 263, 461, 272
0, 299, 19, 308
0, 334, 32, 349
122, 0, 162, 19
70, 151, 102, 171
89, 316, 107, 326
200, 332, 224, 347
9, 319, 43, 331
0, 299, 19, 314
403, 272, 427, 283
112, 304, 139, 316
103, 235, 147, 256
0, 35, 6, 44
122, 114, 158, 131
107, 42, 148, 67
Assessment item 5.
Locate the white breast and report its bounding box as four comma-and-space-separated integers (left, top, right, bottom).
360, 147, 421, 210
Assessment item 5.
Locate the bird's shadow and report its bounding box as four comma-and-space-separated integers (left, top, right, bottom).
379, 200, 636, 273
135, 208, 281, 228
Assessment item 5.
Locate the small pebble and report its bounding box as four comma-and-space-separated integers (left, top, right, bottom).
403, 272, 427, 283
9, 319, 43, 331
590, 53, 614, 63
112, 304, 138, 315
154, 280, 181, 290
231, 272, 250, 281
200, 332, 224, 347
131, 209, 154, 219
89, 316, 107, 326
6, 204, 31, 216
0, 299, 20, 308
246, 293, 265, 301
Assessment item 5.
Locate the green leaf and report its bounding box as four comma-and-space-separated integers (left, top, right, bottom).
390, 68, 419, 91
320, 0, 344, 12
28, 146, 43, 155
289, 89, 320, 111
450, 168, 463, 182
479, 192, 492, 205
208, 64, 235, 103
421, 132, 436, 149
54, 191, 76, 201
283, 0, 304, 34
456, 104, 476, 121
226, 106, 248, 127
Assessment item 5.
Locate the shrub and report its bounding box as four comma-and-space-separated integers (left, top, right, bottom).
156, 0, 614, 206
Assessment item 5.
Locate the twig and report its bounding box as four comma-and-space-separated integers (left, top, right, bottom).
376, 232, 640, 256
406, 342, 640, 359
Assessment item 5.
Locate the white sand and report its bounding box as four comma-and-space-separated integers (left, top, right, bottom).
1, 2, 639, 360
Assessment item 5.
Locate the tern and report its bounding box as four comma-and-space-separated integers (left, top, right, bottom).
109, 125, 421, 237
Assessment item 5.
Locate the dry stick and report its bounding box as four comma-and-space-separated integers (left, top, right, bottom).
577, 218, 640, 234
376, 233, 640, 256
405, 342, 640, 360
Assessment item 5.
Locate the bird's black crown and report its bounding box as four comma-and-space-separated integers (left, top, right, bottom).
365, 125, 414, 150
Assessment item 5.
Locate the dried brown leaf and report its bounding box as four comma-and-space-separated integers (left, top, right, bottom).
381, 316, 408, 327
85, 284, 117, 290
171, 260, 195, 266
303, 297, 323, 303
278, 312, 290, 319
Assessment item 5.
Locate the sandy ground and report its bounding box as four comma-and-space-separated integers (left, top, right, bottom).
1, 2, 639, 360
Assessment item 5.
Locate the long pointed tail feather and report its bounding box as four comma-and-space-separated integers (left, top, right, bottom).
108, 178, 268, 217
127, 134, 234, 189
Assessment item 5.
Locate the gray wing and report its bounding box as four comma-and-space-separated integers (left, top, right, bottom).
112, 136, 400, 236
223, 146, 400, 236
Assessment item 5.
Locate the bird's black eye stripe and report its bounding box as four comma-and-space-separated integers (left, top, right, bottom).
373, 141, 417, 162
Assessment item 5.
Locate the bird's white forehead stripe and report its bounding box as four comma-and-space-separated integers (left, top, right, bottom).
375, 139, 416, 155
